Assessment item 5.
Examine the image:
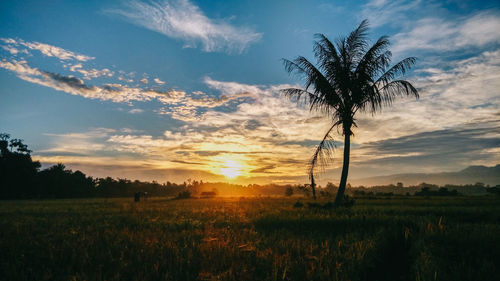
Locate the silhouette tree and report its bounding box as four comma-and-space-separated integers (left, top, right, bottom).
282, 20, 418, 205
0, 133, 40, 199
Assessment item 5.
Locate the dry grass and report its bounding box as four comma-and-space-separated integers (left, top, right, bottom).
0, 196, 499, 280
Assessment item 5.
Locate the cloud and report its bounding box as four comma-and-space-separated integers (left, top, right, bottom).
351, 121, 500, 174
2, 45, 21, 55
109, 0, 262, 53
391, 11, 500, 55
2, 30, 498, 184
118, 76, 134, 83
69, 63, 114, 79
1, 38, 94, 61
128, 108, 144, 114
360, 1, 500, 58
353, 49, 500, 144
1, 38, 112, 81
154, 77, 165, 85
0, 38, 258, 120
361, 0, 425, 28
29, 64, 500, 183
0, 58, 256, 121
250, 164, 277, 174
39, 128, 116, 157
0, 59, 175, 103
0, 59, 42, 77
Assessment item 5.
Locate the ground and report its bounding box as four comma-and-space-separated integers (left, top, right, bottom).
1, 196, 499, 281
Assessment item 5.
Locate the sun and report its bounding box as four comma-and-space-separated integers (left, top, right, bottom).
220, 159, 243, 179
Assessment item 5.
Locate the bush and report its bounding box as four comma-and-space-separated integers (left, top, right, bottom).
341, 195, 355, 208
176, 190, 191, 199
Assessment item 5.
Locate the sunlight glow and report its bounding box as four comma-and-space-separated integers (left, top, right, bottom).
220, 159, 243, 179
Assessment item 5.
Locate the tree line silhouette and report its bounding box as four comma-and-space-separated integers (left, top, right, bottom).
0, 133, 191, 199
2, 133, 496, 200
0, 133, 318, 199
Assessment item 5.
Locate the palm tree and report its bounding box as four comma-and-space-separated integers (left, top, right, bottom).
282, 20, 418, 205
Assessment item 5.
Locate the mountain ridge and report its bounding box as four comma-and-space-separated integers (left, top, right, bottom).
350, 164, 500, 186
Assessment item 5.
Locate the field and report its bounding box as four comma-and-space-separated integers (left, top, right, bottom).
1, 196, 499, 281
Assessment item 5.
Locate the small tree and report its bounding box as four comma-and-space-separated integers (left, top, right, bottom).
0, 133, 40, 199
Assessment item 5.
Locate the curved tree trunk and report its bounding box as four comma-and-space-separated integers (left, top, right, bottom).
311, 174, 316, 200
334, 131, 351, 206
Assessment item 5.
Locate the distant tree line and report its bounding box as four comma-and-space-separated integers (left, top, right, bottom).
0, 134, 314, 199
0, 134, 192, 199
1, 133, 498, 200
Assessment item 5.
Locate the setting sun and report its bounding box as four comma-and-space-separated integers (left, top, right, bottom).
220, 159, 243, 179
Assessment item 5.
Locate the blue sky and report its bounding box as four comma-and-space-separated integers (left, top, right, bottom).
1, 0, 499, 184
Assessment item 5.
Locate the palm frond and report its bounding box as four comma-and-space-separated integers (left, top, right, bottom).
280, 88, 324, 111
282, 57, 329, 93
347, 19, 370, 64
313, 34, 342, 74
355, 36, 390, 79
375, 57, 417, 85
280, 87, 313, 101
282, 57, 344, 114
379, 79, 419, 106
357, 56, 417, 113
309, 122, 339, 179
313, 34, 339, 61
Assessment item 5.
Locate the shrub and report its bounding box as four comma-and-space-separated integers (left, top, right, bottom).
176, 190, 191, 199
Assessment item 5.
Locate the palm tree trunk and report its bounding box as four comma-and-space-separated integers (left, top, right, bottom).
334, 132, 351, 206
311, 174, 316, 200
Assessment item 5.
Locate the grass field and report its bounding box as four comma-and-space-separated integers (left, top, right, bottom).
1, 196, 499, 281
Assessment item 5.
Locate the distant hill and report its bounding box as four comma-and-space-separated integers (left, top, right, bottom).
351, 164, 500, 186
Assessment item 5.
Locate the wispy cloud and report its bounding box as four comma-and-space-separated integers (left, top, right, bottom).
0, 59, 167, 103
361, 1, 500, 58
361, 0, 425, 28
108, 0, 262, 53
154, 77, 165, 85
1, 38, 94, 61
391, 11, 500, 56
69, 63, 114, 79
354, 50, 500, 143
0, 57, 252, 116
352, 121, 500, 175
128, 108, 144, 114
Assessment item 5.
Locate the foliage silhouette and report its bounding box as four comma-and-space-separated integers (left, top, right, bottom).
282, 20, 419, 204
0, 133, 177, 199
0, 134, 40, 199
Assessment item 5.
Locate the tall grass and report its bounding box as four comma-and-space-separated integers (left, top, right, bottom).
0, 196, 498, 280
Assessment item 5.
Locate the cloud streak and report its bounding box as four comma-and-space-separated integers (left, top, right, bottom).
1, 38, 94, 61
361, 0, 425, 28
0, 57, 253, 119
350, 121, 500, 176
69, 63, 114, 79
109, 0, 262, 53
391, 11, 500, 56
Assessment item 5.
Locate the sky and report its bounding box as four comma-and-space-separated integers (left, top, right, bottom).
1, 0, 499, 185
